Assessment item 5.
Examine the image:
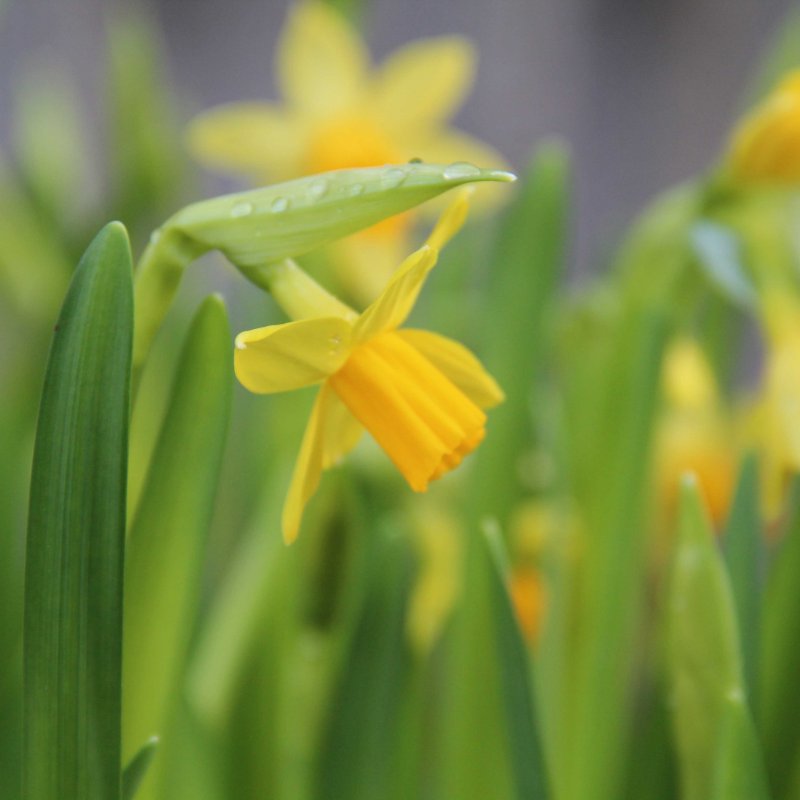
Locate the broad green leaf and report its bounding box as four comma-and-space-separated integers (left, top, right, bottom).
722, 453, 763, 707
133, 162, 514, 368
483, 527, 550, 800
566, 307, 666, 800
24, 222, 133, 800
122, 738, 158, 800
711, 703, 771, 800
122, 296, 232, 797
438, 528, 514, 800
759, 483, 800, 796
668, 478, 769, 800
471, 142, 570, 523
315, 529, 412, 800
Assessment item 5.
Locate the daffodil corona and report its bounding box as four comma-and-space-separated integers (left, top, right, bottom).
234, 193, 503, 542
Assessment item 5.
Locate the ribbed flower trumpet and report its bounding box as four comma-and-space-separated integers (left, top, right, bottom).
234, 192, 503, 542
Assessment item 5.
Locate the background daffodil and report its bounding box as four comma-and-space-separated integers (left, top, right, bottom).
728, 70, 800, 184
187, 1, 507, 300
233, 192, 504, 543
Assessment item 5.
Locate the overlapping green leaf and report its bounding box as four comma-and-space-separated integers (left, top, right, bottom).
24, 222, 133, 800
123, 295, 232, 798
668, 478, 770, 800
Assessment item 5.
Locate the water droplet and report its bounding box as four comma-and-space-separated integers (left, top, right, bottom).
308, 178, 328, 199
235, 340, 247, 350
329, 335, 341, 346
381, 167, 407, 188
443, 161, 481, 180
270, 196, 290, 213
149, 229, 162, 245
347, 183, 364, 197
230, 201, 253, 218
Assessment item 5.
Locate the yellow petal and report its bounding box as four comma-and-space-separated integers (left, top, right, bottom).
352, 245, 437, 342
277, 2, 368, 117
371, 36, 475, 134
321, 391, 363, 469
186, 103, 307, 180
424, 188, 471, 250
282, 384, 334, 543
396, 329, 504, 408
234, 317, 352, 393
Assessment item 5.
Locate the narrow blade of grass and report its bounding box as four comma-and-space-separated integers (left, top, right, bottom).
24, 222, 133, 800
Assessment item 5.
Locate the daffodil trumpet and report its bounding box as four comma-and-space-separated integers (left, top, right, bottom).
234, 191, 504, 543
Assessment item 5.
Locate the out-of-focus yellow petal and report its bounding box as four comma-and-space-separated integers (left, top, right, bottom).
371, 36, 475, 134
728, 70, 800, 184
186, 103, 307, 180
331, 227, 410, 306
321, 391, 363, 469
396, 329, 504, 409
234, 317, 352, 393
406, 503, 461, 655
282, 384, 335, 543
352, 245, 438, 342
424, 187, 471, 250
662, 337, 719, 411
277, 1, 367, 117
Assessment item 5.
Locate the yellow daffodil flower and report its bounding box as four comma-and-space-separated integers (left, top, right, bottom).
234, 192, 503, 542
187, 1, 507, 300
728, 70, 800, 184
746, 291, 800, 516
654, 337, 736, 527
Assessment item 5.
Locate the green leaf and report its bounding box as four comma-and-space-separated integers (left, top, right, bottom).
122, 738, 158, 800
566, 306, 666, 800
759, 484, 800, 796
711, 703, 771, 800
483, 527, 550, 800
133, 162, 515, 369
122, 296, 232, 797
24, 222, 133, 800
471, 142, 570, 523
722, 453, 763, 707
668, 477, 769, 800
315, 529, 412, 800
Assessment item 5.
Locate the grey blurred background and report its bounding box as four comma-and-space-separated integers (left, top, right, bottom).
0, 0, 794, 274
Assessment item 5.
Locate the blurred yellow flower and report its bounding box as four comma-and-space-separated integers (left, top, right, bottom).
406, 502, 462, 656
187, 1, 506, 300
728, 71, 800, 184
234, 192, 503, 542
748, 291, 800, 515
654, 337, 736, 527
